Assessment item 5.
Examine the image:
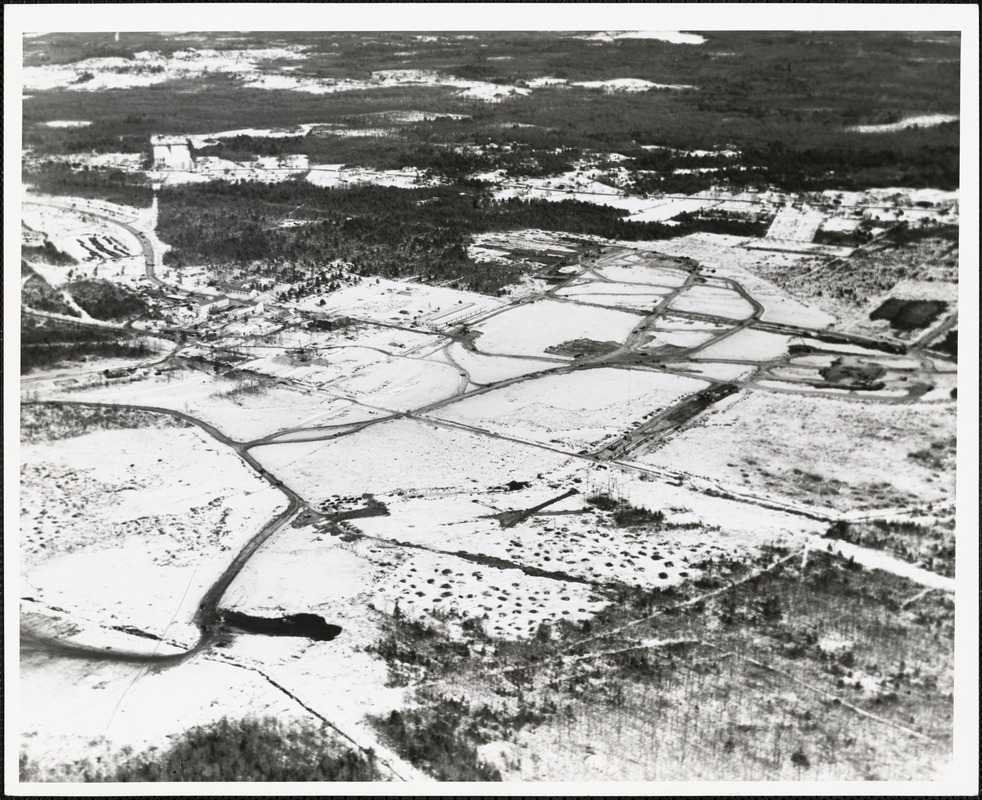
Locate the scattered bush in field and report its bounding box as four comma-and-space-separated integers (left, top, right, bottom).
585, 492, 619, 511
612, 504, 665, 528
586, 492, 665, 528
211, 369, 277, 400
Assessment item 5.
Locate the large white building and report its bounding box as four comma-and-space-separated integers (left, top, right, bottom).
150, 135, 194, 171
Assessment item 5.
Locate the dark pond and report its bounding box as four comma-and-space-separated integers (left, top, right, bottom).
222, 611, 342, 641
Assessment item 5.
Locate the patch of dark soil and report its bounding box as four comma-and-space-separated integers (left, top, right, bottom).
819, 358, 886, 389
545, 338, 621, 358
870, 298, 947, 331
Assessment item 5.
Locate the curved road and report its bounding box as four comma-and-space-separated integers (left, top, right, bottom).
21, 399, 306, 665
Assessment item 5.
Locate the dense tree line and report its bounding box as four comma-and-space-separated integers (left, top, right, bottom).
194, 133, 578, 181
20, 716, 382, 782
20, 314, 152, 373
375, 697, 502, 781
23, 161, 154, 207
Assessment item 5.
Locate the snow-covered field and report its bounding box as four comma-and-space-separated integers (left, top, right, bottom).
625, 197, 711, 222
237, 346, 461, 411
331, 354, 462, 411
472, 299, 641, 358
251, 417, 575, 503
654, 313, 732, 333
666, 361, 759, 381
847, 114, 959, 133
295, 277, 503, 330
19, 638, 313, 778
21, 202, 145, 286
50, 369, 368, 441
370, 547, 608, 640
307, 165, 437, 190
641, 329, 718, 349
636, 391, 956, 513
23, 46, 310, 92
470, 229, 585, 255
593, 262, 692, 287
571, 78, 695, 92
20, 420, 288, 643
431, 368, 708, 451
42, 119, 92, 128
556, 284, 673, 310
765, 205, 826, 242
641, 234, 837, 328
445, 343, 561, 385
668, 285, 756, 320
694, 329, 793, 361
579, 30, 706, 45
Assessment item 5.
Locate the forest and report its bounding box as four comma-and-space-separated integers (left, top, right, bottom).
22, 30, 960, 194
155, 180, 766, 294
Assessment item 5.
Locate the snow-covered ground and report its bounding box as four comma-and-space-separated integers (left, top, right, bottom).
593, 262, 691, 287
307, 165, 438, 190
579, 30, 707, 45
445, 343, 561, 385
22, 46, 311, 92
639, 233, 837, 328
49, 369, 369, 441
557, 288, 673, 310
251, 417, 575, 503
642, 329, 717, 349
636, 390, 956, 513
470, 228, 586, 256
472, 299, 641, 358
766, 205, 826, 242
572, 78, 695, 92
295, 277, 504, 331
626, 197, 712, 222
694, 329, 792, 361
847, 114, 959, 133
42, 120, 92, 128
19, 639, 315, 778
669, 285, 756, 320
431, 368, 708, 452
20, 421, 288, 643
665, 361, 759, 381
21, 202, 146, 286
